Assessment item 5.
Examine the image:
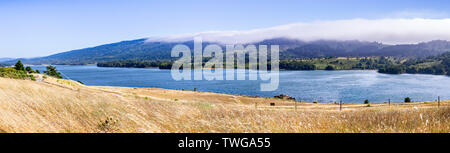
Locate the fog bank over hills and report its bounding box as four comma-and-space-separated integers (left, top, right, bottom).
146, 18, 450, 45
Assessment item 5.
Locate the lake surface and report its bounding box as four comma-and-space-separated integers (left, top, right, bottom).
31, 65, 450, 103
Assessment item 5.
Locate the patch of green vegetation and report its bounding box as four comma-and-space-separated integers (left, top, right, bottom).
196, 102, 214, 109
0, 60, 35, 80
97, 60, 173, 69
379, 52, 450, 75
325, 65, 335, 70
289, 56, 396, 70
405, 97, 411, 103
44, 65, 62, 78
96, 52, 450, 76
0, 67, 33, 80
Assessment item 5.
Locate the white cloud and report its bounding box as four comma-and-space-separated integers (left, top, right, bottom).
387, 10, 449, 19
146, 18, 450, 45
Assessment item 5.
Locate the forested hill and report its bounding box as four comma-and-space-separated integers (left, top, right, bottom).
0, 58, 14, 62
281, 40, 450, 58
5, 38, 450, 65
13, 39, 177, 65
378, 51, 450, 75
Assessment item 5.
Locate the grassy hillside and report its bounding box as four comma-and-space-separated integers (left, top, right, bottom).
0, 67, 35, 80
0, 76, 449, 133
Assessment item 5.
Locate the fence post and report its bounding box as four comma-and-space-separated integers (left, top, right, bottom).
438, 96, 440, 108
294, 101, 297, 111
339, 100, 342, 111
388, 99, 391, 107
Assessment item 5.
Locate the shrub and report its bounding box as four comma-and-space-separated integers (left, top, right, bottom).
44, 66, 62, 78
364, 99, 370, 104
0, 67, 35, 80
76, 80, 84, 85
25, 66, 36, 73
325, 65, 335, 70
378, 65, 405, 74
14, 60, 25, 71
405, 97, 411, 103
97, 117, 118, 133
406, 67, 418, 74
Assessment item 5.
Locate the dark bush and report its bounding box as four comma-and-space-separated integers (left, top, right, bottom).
325, 65, 335, 70
404, 97, 411, 103
364, 99, 370, 104
44, 66, 62, 78
14, 60, 25, 71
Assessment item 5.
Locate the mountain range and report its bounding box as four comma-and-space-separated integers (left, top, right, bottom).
4, 38, 450, 65
0, 58, 15, 62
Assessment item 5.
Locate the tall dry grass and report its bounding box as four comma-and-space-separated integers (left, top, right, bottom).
0, 76, 448, 133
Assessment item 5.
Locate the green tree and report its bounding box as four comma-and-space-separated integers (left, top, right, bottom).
14, 60, 25, 71
404, 97, 411, 103
325, 65, 335, 70
364, 99, 370, 104
432, 65, 446, 75
25, 66, 35, 73
406, 67, 418, 74
44, 66, 62, 78
76, 80, 84, 85
443, 57, 450, 75
378, 65, 405, 74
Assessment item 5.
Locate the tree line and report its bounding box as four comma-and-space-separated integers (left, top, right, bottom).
378, 52, 450, 75
97, 56, 398, 71
97, 60, 173, 69
97, 53, 450, 76
0, 60, 62, 80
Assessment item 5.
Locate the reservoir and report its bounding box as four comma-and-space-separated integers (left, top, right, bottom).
32, 65, 450, 103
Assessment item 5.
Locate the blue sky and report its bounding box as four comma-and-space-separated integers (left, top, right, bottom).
1, 0, 450, 58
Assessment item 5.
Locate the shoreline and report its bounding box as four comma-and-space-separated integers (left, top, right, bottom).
94, 85, 449, 104
28, 74, 450, 105
23, 66, 450, 103
26, 63, 450, 76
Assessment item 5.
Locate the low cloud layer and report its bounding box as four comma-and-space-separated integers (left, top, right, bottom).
146, 18, 450, 45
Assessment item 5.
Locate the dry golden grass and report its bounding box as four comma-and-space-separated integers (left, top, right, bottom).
0, 75, 449, 133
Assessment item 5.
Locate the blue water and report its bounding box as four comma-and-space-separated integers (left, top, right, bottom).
31, 65, 450, 103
